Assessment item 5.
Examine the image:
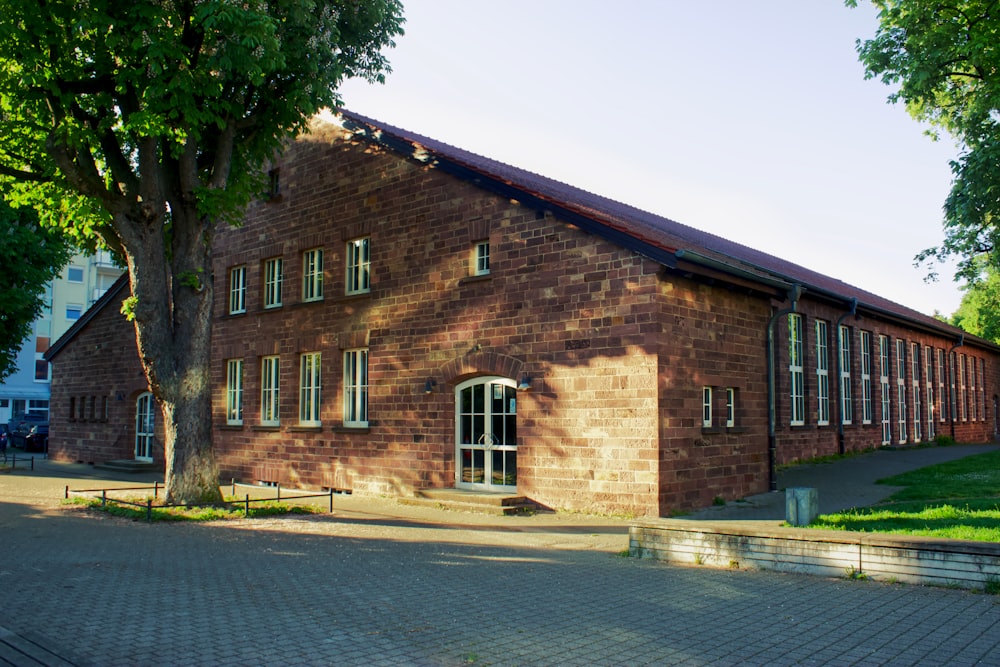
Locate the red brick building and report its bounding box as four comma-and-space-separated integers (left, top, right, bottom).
45, 112, 1000, 516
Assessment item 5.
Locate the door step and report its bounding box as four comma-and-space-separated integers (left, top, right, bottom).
94, 460, 162, 474
400, 489, 539, 516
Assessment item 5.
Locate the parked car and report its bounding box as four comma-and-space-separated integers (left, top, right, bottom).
23, 422, 48, 453
9, 413, 47, 450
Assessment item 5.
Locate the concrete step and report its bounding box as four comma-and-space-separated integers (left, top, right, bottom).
94, 459, 162, 474
400, 489, 540, 516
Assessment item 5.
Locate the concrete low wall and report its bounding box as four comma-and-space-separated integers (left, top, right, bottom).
630, 520, 1000, 590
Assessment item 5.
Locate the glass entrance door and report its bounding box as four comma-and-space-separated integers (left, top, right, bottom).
456, 378, 517, 491
135, 392, 154, 462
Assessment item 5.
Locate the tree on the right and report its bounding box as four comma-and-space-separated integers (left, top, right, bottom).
849, 1, 1000, 284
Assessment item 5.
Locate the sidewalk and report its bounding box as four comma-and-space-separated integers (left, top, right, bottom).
2, 444, 1000, 666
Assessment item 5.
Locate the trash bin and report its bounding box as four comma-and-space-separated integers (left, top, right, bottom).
785, 487, 818, 526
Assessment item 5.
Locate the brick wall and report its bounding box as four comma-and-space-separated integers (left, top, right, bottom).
211, 120, 668, 516
48, 285, 161, 465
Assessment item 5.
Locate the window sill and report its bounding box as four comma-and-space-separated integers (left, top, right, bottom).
289, 425, 322, 433
218, 424, 245, 430
338, 291, 372, 302
459, 274, 492, 286
331, 425, 370, 434
251, 425, 281, 432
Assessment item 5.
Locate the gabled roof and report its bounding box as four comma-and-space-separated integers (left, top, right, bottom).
44, 272, 130, 362
339, 110, 983, 346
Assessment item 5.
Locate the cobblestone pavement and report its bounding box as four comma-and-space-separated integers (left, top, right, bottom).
2, 449, 1000, 666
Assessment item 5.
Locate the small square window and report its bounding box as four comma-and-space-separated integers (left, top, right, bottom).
65, 304, 82, 320
67, 266, 84, 283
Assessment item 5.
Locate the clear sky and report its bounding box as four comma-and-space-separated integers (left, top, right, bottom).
337, 1, 964, 317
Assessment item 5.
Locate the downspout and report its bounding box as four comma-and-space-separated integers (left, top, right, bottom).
835, 298, 859, 455
948, 333, 965, 439
767, 284, 803, 492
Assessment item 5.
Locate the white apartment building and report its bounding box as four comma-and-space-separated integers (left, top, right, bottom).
0, 249, 122, 426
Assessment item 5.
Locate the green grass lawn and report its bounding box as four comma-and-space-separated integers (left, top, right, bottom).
810, 449, 1000, 542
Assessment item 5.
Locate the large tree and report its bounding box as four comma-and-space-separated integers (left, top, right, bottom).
0, 201, 74, 381
0, 1, 403, 502
848, 1, 1000, 283
950, 257, 1000, 341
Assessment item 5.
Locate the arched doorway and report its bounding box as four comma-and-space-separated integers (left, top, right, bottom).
455, 377, 517, 491
135, 392, 155, 462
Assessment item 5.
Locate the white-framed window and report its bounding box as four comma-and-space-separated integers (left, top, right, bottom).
264, 257, 283, 309
839, 325, 852, 425
789, 314, 805, 426
473, 240, 490, 276
970, 356, 978, 422
226, 359, 243, 425
343, 348, 368, 427
959, 353, 967, 421
229, 265, 247, 314
939, 349, 948, 423
925, 346, 935, 440
816, 320, 829, 426
860, 331, 872, 424
896, 339, 907, 444
981, 358, 987, 422
66, 304, 83, 320
911, 343, 921, 443
879, 335, 891, 445
702, 386, 712, 428
726, 388, 736, 428
299, 352, 322, 426
67, 265, 84, 283
260, 355, 280, 426
346, 237, 371, 295
302, 248, 324, 302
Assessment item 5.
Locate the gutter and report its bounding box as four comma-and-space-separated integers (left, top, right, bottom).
766, 284, 804, 491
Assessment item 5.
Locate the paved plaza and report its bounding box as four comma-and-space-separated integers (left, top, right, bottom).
2, 447, 1000, 666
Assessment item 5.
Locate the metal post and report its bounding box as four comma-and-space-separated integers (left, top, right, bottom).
329, 489, 334, 513
101, 490, 107, 507
146, 499, 152, 522
232, 478, 236, 496
154, 481, 159, 498
245, 494, 250, 518
65, 485, 69, 500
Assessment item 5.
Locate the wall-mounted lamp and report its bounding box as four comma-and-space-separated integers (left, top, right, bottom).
424, 378, 437, 394
517, 375, 533, 391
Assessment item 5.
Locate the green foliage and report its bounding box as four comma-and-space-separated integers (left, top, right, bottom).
0, 0, 403, 503
0, 200, 74, 380
68, 495, 320, 521
0, 0, 405, 239
812, 449, 1000, 541
848, 1, 1000, 282
949, 259, 1000, 342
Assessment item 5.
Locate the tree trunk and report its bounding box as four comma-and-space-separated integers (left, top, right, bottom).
121, 201, 222, 505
